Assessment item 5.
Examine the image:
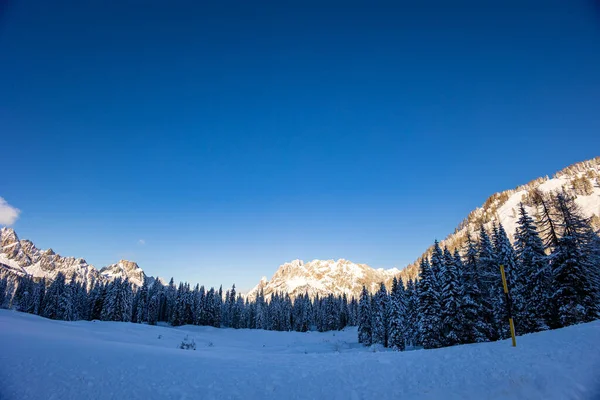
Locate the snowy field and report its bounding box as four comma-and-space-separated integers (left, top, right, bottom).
1, 310, 599, 400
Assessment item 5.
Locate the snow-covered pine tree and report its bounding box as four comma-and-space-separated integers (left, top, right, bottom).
0, 277, 8, 309
513, 203, 550, 333
255, 288, 266, 330
43, 272, 66, 320
440, 246, 461, 346
492, 223, 520, 339
388, 277, 406, 351
32, 278, 46, 316
13, 275, 34, 313
171, 282, 185, 326
533, 189, 560, 252
549, 192, 600, 327
358, 285, 373, 345
88, 282, 106, 320
477, 226, 502, 341
165, 278, 177, 322
418, 255, 442, 349
148, 293, 160, 325
404, 278, 420, 348
57, 274, 74, 321
372, 282, 390, 347
459, 235, 489, 343
135, 277, 149, 323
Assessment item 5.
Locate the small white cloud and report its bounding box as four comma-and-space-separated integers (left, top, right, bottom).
138, 239, 146, 246
0, 197, 20, 225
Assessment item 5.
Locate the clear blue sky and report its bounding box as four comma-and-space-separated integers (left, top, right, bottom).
1, 1, 599, 291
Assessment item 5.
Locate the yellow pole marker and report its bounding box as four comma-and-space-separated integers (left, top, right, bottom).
500, 264, 517, 347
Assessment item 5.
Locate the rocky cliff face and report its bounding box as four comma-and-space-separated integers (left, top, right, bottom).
100, 260, 146, 287
246, 259, 399, 300
0, 227, 143, 289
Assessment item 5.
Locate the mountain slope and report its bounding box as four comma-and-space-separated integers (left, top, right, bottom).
398, 156, 600, 282
0, 227, 146, 289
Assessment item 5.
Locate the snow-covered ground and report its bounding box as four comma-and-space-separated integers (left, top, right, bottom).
1, 311, 599, 400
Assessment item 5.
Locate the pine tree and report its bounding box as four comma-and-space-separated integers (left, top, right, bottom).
492, 223, 520, 339
459, 236, 489, 343
418, 256, 442, 349
255, 288, 266, 330
357, 286, 373, 345
135, 277, 149, 323
57, 274, 74, 321
372, 283, 390, 346
477, 226, 502, 341
148, 293, 160, 325
388, 277, 406, 350
549, 192, 600, 327
404, 278, 420, 347
43, 272, 66, 320
439, 246, 461, 346
514, 203, 550, 333
32, 278, 46, 315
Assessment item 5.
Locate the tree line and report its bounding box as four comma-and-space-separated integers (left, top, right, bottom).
0, 271, 359, 332
358, 191, 600, 350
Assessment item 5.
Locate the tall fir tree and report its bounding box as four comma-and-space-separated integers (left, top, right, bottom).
418, 256, 442, 349
440, 246, 462, 346
357, 286, 373, 345
513, 203, 550, 333
549, 192, 600, 327
459, 237, 490, 343
388, 277, 406, 350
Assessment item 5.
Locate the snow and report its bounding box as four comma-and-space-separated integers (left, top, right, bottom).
0, 254, 26, 273
1, 310, 599, 400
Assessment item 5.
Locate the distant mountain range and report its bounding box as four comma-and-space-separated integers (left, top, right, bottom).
1, 157, 599, 299
0, 227, 150, 289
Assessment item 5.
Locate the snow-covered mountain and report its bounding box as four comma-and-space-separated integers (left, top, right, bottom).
246, 259, 399, 300
0, 227, 147, 289
99, 260, 146, 288
398, 157, 600, 282
248, 157, 600, 299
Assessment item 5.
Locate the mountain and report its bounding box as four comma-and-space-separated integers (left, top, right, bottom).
248, 157, 600, 299
246, 259, 399, 300
99, 260, 146, 288
0, 227, 147, 289
397, 157, 600, 282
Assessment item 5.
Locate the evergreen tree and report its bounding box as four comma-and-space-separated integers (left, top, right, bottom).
388, 277, 406, 350
372, 283, 390, 346
0, 277, 8, 309
135, 277, 149, 323
477, 226, 502, 341
357, 286, 373, 345
514, 203, 550, 333
32, 278, 46, 315
148, 293, 160, 325
549, 192, 600, 327
440, 246, 461, 346
418, 256, 442, 349
404, 278, 420, 347
43, 272, 66, 320
492, 223, 520, 339
459, 237, 489, 343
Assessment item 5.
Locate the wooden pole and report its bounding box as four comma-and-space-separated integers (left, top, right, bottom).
499, 264, 517, 347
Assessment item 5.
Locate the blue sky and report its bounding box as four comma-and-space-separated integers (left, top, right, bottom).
1, 1, 599, 291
